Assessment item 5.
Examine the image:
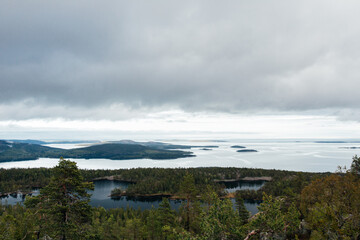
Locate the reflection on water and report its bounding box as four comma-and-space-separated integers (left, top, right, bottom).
89, 179, 129, 200
232, 198, 261, 215
1, 180, 260, 215
89, 180, 260, 214
224, 180, 266, 193
0, 190, 39, 205
88, 180, 183, 210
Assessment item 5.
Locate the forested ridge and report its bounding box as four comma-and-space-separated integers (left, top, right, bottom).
0, 140, 193, 162
0, 157, 360, 239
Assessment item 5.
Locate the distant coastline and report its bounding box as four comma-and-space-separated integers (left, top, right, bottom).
0, 140, 196, 163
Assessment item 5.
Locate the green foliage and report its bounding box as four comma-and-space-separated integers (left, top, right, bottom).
260, 172, 320, 198
110, 187, 123, 197
179, 174, 200, 232
0, 204, 38, 240
235, 189, 263, 201
179, 174, 198, 200
2, 156, 360, 239
157, 198, 178, 239
235, 195, 250, 224
1, 165, 325, 198
250, 193, 301, 238
0, 167, 52, 193
199, 193, 245, 239
25, 158, 94, 240
350, 155, 360, 175
158, 198, 175, 227
301, 173, 360, 239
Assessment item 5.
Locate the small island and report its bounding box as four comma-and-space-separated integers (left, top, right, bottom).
231, 145, 246, 148
237, 149, 258, 153
339, 147, 360, 149
110, 187, 125, 198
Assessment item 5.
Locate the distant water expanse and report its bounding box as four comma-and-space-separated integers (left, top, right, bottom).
0, 139, 359, 172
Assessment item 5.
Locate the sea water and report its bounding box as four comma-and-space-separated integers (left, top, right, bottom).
0, 139, 358, 172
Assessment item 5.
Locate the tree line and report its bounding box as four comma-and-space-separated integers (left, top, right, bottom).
0, 165, 328, 197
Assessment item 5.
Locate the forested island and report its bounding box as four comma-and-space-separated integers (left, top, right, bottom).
0, 156, 360, 239
237, 149, 258, 153
0, 140, 195, 162
230, 145, 258, 152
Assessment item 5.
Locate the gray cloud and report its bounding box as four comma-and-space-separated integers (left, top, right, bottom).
1, 0, 360, 120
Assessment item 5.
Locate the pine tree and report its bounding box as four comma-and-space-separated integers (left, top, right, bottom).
25, 158, 94, 240
179, 173, 198, 231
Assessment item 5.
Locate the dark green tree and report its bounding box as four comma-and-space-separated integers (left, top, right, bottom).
179, 173, 198, 231
158, 198, 175, 227
301, 173, 360, 239
201, 185, 218, 211
25, 158, 94, 240
351, 155, 360, 175
145, 208, 162, 239
200, 193, 244, 239
158, 198, 177, 239
235, 194, 249, 224
251, 193, 300, 239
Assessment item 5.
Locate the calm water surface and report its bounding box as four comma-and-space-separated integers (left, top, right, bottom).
224, 180, 265, 193
1, 180, 261, 215
0, 140, 358, 172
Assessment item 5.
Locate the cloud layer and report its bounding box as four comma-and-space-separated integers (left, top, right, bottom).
1, 0, 360, 120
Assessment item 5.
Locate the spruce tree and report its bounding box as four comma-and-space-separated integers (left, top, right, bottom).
158, 197, 175, 227
235, 195, 249, 224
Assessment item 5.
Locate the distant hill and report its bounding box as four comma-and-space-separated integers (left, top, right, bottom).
0, 141, 65, 162
7, 139, 100, 144
109, 140, 218, 149
0, 141, 194, 162
109, 140, 193, 149
6, 139, 48, 145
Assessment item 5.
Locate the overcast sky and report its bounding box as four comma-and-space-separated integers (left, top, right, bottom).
1, 0, 360, 139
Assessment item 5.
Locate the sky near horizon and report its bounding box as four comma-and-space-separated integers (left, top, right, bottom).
1, 0, 360, 140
